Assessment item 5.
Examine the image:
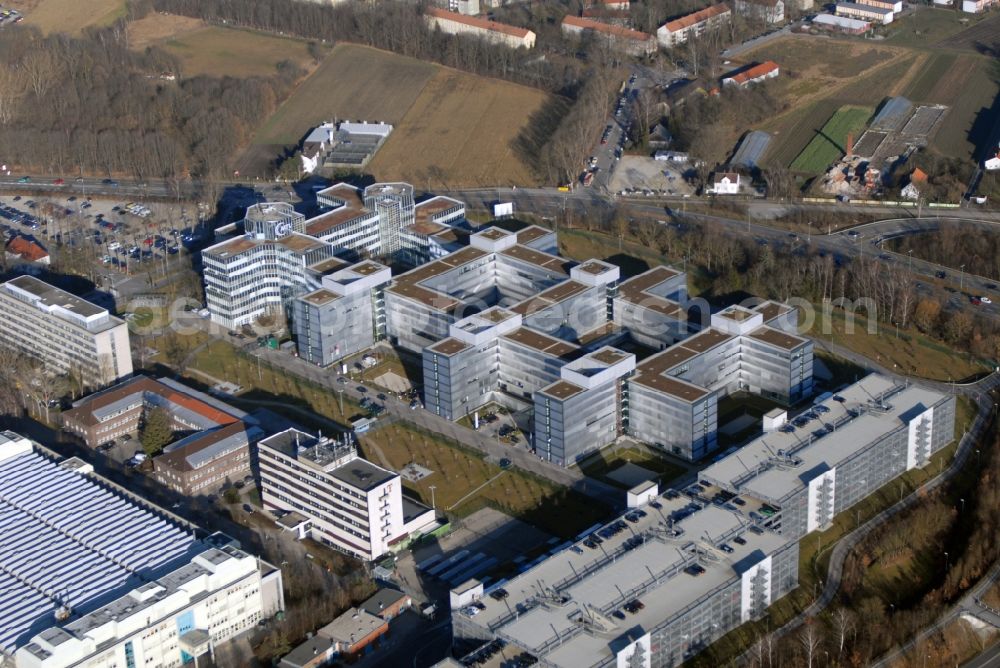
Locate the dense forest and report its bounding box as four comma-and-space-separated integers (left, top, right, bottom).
0, 23, 300, 179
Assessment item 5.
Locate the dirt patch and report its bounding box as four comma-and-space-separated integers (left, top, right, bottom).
22, 0, 123, 33
127, 13, 205, 49
609, 156, 693, 195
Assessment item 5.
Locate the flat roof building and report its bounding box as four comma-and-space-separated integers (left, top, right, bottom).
258, 429, 437, 561
0, 432, 284, 666
835, 1, 894, 23
0, 276, 132, 389
700, 374, 955, 537
202, 184, 466, 331
452, 495, 797, 667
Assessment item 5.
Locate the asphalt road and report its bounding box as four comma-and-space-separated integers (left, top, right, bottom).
964, 642, 1000, 668
744, 369, 999, 667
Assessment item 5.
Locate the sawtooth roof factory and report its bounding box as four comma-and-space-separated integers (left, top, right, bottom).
0, 432, 284, 668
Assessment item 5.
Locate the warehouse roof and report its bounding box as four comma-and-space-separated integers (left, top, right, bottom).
458, 497, 789, 667
0, 433, 201, 653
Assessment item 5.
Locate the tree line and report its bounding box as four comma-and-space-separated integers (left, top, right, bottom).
0, 21, 301, 179
887, 221, 1000, 281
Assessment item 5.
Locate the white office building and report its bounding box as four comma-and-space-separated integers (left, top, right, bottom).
258, 429, 436, 561
0, 432, 284, 667
0, 276, 132, 389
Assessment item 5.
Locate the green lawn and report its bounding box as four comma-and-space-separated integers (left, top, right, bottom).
577, 446, 687, 489
885, 8, 974, 47
357, 422, 610, 538
790, 105, 872, 174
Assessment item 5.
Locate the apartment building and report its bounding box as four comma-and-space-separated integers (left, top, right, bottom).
0, 433, 283, 666
734, 0, 785, 23
424, 7, 537, 48
0, 275, 132, 388
560, 15, 658, 56
258, 429, 436, 561
292, 261, 392, 367
452, 495, 798, 667
657, 3, 731, 47
700, 374, 955, 538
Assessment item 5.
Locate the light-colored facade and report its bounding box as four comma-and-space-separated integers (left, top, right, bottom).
0, 432, 283, 666
700, 374, 956, 538
734, 0, 785, 23
657, 3, 731, 47
0, 276, 132, 389
835, 2, 894, 23
258, 429, 436, 561
560, 15, 658, 55
721, 61, 780, 87
202, 184, 465, 332
202, 204, 339, 330
452, 498, 797, 668
424, 7, 537, 48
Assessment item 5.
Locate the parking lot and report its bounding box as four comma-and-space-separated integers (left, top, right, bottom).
0, 192, 208, 296
609, 156, 694, 197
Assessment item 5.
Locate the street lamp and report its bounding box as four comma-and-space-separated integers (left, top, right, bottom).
429, 485, 437, 509
960, 264, 966, 292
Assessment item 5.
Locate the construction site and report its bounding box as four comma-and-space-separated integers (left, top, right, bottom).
818, 97, 949, 198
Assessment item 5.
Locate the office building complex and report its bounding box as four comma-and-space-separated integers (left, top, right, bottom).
62, 376, 260, 496
0, 432, 283, 667
258, 429, 437, 561
202, 203, 342, 330
201, 184, 465, 332
292, 261, 392, 367
451, 490, 797, 667
700, 374, 955, 538
0, 276, 132, 389
395, 226, 810, 466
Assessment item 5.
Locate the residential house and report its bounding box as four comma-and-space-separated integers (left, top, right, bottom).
5, 235, 49, 265
711, 172, 741, 195
721, 61, 780, 87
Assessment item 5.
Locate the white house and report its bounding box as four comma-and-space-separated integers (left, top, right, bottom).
711, 172, 741, 195
985, 146, 1000, 170
962, 0, 996, 11
735, 0, 785, 24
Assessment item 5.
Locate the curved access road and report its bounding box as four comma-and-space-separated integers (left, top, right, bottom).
738, 370, 998, 665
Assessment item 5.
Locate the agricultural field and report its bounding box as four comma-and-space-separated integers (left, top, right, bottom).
22, 0, 124, 33
367, 69, 555, 188
935, 10, 1000, 51
789, 105, 871, 174
886, 7, 976, 47
252, 44, 437, 146
930, 58, 1000, 161
246, 43, 555, 187
750, 27, 1000, 168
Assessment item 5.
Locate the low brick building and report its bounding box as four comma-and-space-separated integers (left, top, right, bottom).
360, 588, 412, 621
152, 420, 264, 496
